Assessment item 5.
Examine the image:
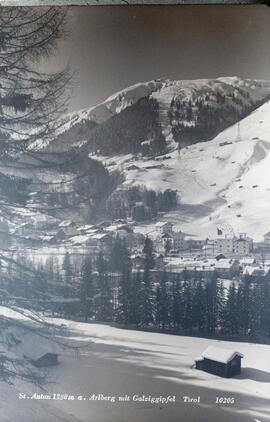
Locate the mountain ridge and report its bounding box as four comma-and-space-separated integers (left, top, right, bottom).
2, 76, 270, 242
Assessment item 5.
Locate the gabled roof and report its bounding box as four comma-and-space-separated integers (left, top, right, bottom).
155, 221, 172, 227
201, 346, 244, 364
59, 220, 76, 228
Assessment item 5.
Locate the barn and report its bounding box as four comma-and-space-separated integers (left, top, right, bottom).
195, 346, 243, 378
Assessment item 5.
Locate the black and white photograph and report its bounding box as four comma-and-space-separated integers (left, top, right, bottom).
1, 4, 270, 422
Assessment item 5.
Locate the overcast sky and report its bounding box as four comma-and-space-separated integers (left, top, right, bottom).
45, 5, 270, 111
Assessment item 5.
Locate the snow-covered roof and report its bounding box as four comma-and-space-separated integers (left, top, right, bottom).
201, 346, 243, 364
59, 220, 76, 228
243, 265, 266, 276
41, 235, 55, 242
239, 257, 255, 265
70, 234, 92, 245
77, 224, 95, 232
215, 259, 235, 269
92, 233, 111, 240
155, 222, 172, 227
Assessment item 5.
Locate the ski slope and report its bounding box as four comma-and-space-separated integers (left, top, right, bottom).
96, 100, 270, 241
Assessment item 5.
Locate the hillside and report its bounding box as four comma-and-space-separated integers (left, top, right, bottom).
0, 306, 270, 422
1, 76, 270, 242
95, 100, 270, 241
31, 77, 270, 156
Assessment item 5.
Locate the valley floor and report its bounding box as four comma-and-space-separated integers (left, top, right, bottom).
0, 307, 270, 422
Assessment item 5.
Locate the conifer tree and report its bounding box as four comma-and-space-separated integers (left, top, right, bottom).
237, 278, 252, 335
261, 278, 270, 336
222, 281, 238, 335
171, 274, 183, 330
109, 235, 125, 273
205, 271, 223, 334
80, 256, 95, 322
192, 279, 206, 333
62, 252, 72, 285
116, 240, 133, 325
95, 252, 113, 322
182, 280, 193, 333
155, 270, 170, 330
139, 237, 155, 327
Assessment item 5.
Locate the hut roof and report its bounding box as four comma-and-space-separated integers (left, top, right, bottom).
201, 346, 244, 364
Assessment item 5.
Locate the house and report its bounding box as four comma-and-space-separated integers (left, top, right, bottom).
172, 231, 186, 250
77, 224, 96, 234
58, 220, 78, 236
264, 231, 270, 245
31, 353, 59, 368
54, 228, 67, 242
242, 265, 267, 277
155, 222, 173, 235
234, 233, 253, 256
195, 346, 243, 378
13, 222, 32, 237
215, 236, 235, 255
185, 238, 205, 251
41, 235, 55, 245
214, 258, 240, 277
203, 240, 217, 256
214, 234, 253, 256
33, 214, 58, 230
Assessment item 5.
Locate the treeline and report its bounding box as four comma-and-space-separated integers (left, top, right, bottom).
85, 97, 166, 156
2, 237, 270, 341
106, 186, 178, 221
50, 239, 270, 338
170, 88, 268, 147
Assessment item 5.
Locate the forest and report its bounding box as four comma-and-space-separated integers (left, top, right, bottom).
2, 237, 270, 343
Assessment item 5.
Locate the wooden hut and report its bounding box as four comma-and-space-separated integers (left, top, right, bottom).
195, 346, 243, 378
31, 353, 59, 368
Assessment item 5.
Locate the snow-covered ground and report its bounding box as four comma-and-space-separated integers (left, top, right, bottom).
0, 307, 270, 422
94, 100, 270, 241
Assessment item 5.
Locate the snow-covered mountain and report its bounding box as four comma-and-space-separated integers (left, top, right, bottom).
30, 76, 270, 155
97, 100, 270, 241
2, 76, 270, 242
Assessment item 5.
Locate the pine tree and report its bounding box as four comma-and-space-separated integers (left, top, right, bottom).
80, 256, 95, 322
155, 271, 170, 330
95, 252, 113, 322
222, 281, 238, 335
171, 275, 182, 330
116, 241, 133, 325
182, 280, 193, 333
129, 271, 143, 327
250, 281, 263, 336
109, 235, 125, 273
205, 271, 223, 335
261, 278, 270, 336
192, 279, 206, 333
138, 237, 155, 327
164, 239, 171, 256
62, 252, 72, 285
0, 7, 70, 158
237, 278, 252, 335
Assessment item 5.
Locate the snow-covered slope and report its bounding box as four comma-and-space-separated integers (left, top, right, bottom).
3, 76, 270, 242
31, 76, 270, 155
96, 100, 270, 241
1, 307, 270, 422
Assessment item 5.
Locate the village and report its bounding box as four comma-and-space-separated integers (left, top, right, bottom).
2, 214, 270, 281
